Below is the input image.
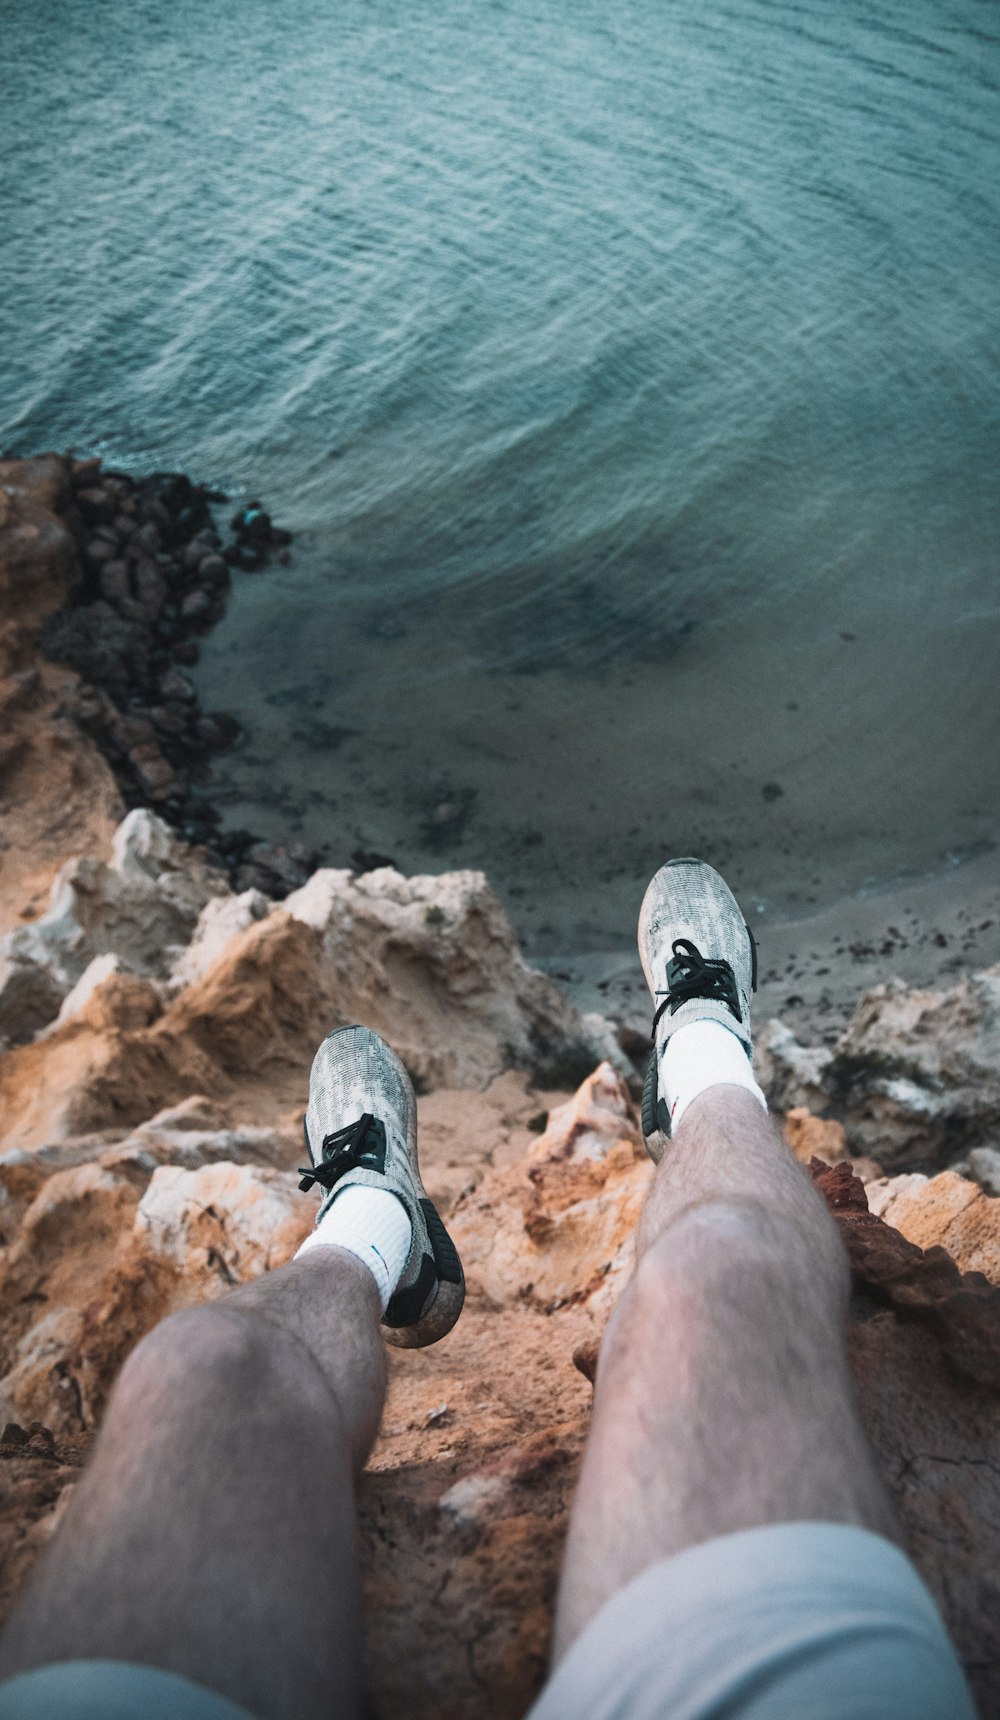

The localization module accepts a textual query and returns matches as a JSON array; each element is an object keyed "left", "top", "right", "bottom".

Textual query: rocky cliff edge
[{"left": 2, "top": 462, "right": 1000, "bottom": 1718}]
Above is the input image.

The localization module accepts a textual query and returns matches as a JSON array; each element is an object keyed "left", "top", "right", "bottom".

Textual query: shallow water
[{"left": 3, "top": 0, "right": 998, "bottom": 947}]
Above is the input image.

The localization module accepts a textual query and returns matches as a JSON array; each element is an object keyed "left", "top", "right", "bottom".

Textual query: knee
[
  {"left": 115, "top": 1303, "right": 283, "bottom": 1410},
  {"left": 629, "top": 1197, "right": 850, "bottom": 1333}
]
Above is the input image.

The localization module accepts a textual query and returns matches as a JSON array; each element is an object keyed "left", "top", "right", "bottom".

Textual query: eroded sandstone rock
[
  {"left": 761, "top": 966, "right": 1000, "bottom": 1176},
  {"left": 0, "top": 1059, "right": 998, "bottom": 1713},
  {"left": 283, "top": 866, "right": 607, "bottom": 1091},
  {"left": 864, "top": 1167, "right": 1000, "bottom": 1286},
  {"left": 169, "top": 888, "right": 272, "bottom": 990},
  {"left": 0, "top": 810, "right": 227, "bottom": 1048},
  {"left": 828, "top": 967, "right": 1000, "bottom": 1169},
  {"left": 1, "top": 804, "right": 999, "bottom": 1712}
]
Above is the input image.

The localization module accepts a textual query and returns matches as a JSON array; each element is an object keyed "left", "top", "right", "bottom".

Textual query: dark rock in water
[
  {"left": 70, "top": 456, "right": 102, "bottom": 488},
  {"left": 138, "top": 496, "right": 172, "bottom": 534},
  {"left": 195, "top": 713, "right": 240, "bottom": 751},
  {"left": 134, "top": 521, "right": 161, "bottom": 556},
  {"left": 129, "top": 558, "right": 162, "bottom": 605},
  {"left": 197, "top": 553, "right": 229, "bottom": 588},
  {"left": 84, "top": 535, "right": 116, "bottom": 568},
  {"left": 214, "top": 828, "right": 257, "bottom": 863},
  {"left": 179, "top": 589, "right": 213, "bottom": 624},
  {"left": 98, "top": 559, "right": 131, "bottom": 607},
  {"left": 75, "top": 486, "right": 116, "bottom": 525},
  {"left": 352, "top": 847, "right": 399, "bottom": 874},
  {"left": 159, "top": 667, "right": 196, "bottom": 705},
  {"left": 234, "top": 862, "right": 278, "bottom": 894},
  {"left": 101, "top": 470, "right": 136, "bottom": 496},
  {"left": 149, "top": 704, "right": 188, "bottom": 739},
  {"left": 144, "top": 471, "right": 193, "bottom": 515},
  {"left": 761, "top": 782, "right": 784, "bottom": 802},
  {"left": 114, "top": 711, "right": 158, "bottom": 751},
  {"left": 134, "top": 563, "right": 168, "bottom": 620},
  {"left": 118, "top": 595, "right": 153, "bottom": 628},
  {"left": 224, "top": 539, "right": 266, "bottom": 571},
  {"left": 182, "top": 536, "right": 214, "bottom": 570},
  {"left": 172, "top": 640, "right": 200, "bottom": 667},
  {"left": 234, "top": 839, "right": 318, "bottom": 898}
]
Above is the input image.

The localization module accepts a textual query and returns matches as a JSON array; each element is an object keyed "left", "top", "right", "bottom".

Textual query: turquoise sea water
[{"left": 2, "top": 0, "right": 999, "bottom": 945}]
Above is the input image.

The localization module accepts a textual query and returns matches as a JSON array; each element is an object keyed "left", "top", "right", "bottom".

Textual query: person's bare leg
[
  {"left": 553, "top": 1084, "right": 899, "bottom": 1659},
  {"left": 0, "top": 1247, "right": 385, "bottom": 1720}
]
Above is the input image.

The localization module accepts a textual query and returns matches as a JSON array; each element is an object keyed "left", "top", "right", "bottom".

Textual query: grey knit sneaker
[
  {"left": 638, "top": 858, "right": 758, "bottom": 1161},
  {"left": 300, "top": 1025, "right": 464, "bottom": 1347}
]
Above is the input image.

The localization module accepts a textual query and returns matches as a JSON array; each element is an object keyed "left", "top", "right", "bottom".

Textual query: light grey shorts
[{"left": 0, "top": 1523, "right": 976, "bottom": 1720}]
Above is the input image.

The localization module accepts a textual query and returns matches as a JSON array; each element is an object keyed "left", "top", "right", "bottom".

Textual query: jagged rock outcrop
[
  {"left": 0, "top": 816, "right": 616, "bottom": 1150},
  {"left": 282, "top": 864, "right": 610, "bottom": 1091},
  {"left": 831, "top": 969, "right": 1000, "bottom": 1168},
  {"left": 2, "top": 814, "right": 1000, "bottom": 1714},
  {"left": 759, "top": 963, "right": 1000, "bottom": 1173},
  {"left": 866, "top": 1167, "right": 1000, "bottom": 1285},
  {"left": 0, "top": 810, "right": 228, "bottom": 1048}
]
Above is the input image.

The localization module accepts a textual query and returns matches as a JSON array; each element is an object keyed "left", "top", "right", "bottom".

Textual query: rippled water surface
[{"left": 3, "top": 0, "right": 998, "bottom": 945}]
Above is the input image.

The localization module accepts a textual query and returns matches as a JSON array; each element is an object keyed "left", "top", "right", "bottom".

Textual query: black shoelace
[
  {"left": 651, "top": 938, "right": 742, "bottom": 1033},
  {"left": 298, "top": 1113, "right": 379, "bottom": 1194}
]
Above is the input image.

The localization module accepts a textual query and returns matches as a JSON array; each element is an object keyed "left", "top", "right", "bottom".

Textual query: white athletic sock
[
  {"left": 661, "top": 1019, "right": 768, "bottom": 1131},
  {"left": 295, "top": 1185, "right": 412, "bottom": 1313}
]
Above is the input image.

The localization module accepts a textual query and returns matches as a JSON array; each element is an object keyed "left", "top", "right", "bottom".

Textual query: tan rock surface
[
  {"left": 867, "top": 1168, "right": 1000, "bottom": 1285},
  {"left": 282, "top": 864, "right": 603, "bottom": 1091}
]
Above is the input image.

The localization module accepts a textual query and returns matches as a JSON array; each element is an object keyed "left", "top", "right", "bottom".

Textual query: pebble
[
  {"left": 180, "top": 589, "right": 212, "bottom": 622},
  {"left": 197, "top": 554, "right": 229, "bottom": 587},
  {"left": 158, "top": 668, "right": 196, "bottom": 704},
  {"left": 98, "top": 560, "right": 130, "bottom": 605},
  {"left": 85, "top": 536, "right": 116, "bottom": 566}
]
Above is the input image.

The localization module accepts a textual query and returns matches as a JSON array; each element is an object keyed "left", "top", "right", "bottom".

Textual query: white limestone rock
[
  {"left": 282, "top": 866, "right": 606, "bottom": 1090},
  {"left": 169, "top": 889, "right": 272, "bottom": 992},
  {"left": 754, "top": 1018, "right": 834, "bottom": 1112},
  {"left": 952, "top": 1145, "right": 1000, "bottom": 1199},
  {"left": 0, "top": 810, "right": 229, "bottom": 1048},
  {"left": 48, "top": 953, "right": 128, "bottom": 1032},
  {"left": 829, "top": 966, "right": 1000, "bottom": 1170},
  {"left": 101, "top": 1096, "right": 292, "bottom": 1177},
  {"left": 134, "top": 1161, "right": 310, "bottom": 1287}
]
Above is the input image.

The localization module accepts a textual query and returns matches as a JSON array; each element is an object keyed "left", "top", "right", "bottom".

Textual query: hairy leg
[
  {"left": 0, "top": 1248, "right": 385, "bottom": 1720},
  {"left": 553, "top": 1086, "right": 898, "bottom": 1659}
]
